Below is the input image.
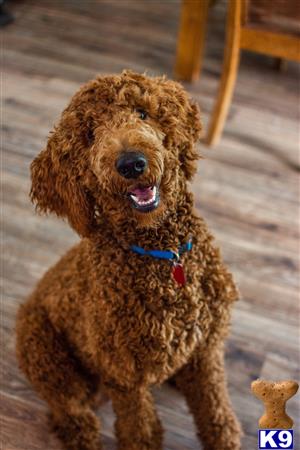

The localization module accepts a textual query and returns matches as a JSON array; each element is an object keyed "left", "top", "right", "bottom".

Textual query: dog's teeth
[{"left": 129, "top": 186, "right": 157, "bottom": 208}]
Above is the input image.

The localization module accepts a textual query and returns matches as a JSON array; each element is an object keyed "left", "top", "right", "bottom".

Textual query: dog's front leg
[
  {"left": 174, "top": 341, "right": 242, "bottom": 450},
  {"left": 106, "top": 384, "right": 163, "bottom": 450}
]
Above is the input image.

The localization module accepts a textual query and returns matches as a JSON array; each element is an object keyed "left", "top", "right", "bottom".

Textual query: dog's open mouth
[{"left": 128, "top": 185, "right": 160, "bottom": 212}]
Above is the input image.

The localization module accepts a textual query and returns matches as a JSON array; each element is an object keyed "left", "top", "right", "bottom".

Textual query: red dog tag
[{"left": 172, "top": 263, "right": 186, "bottom": 286}]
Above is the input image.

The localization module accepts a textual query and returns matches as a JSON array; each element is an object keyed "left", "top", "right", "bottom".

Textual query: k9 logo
[{"left": 258, "top": 430, "right": 294, "bottom": 449}]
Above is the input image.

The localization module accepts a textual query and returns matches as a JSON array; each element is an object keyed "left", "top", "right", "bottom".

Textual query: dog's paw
[
  {"left": 201, "top": 410, "right": 242, "bottom": 450},
  {"left": 50, "top": 409, "right": 103, "bottom": 450}
]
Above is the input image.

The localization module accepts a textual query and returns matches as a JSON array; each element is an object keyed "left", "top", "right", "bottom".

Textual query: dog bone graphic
[{"left": 251, "top": 379, "right": 299, "bottom": 429}]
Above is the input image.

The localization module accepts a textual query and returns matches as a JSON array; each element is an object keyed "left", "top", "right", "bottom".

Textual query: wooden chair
[{"left": 175, "top": 0, "right": 300, "bottom": 146}]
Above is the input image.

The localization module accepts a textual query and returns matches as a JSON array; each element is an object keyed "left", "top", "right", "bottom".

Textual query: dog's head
[{"left": 31, "top": 71, "right": 202, "bottom": 236}]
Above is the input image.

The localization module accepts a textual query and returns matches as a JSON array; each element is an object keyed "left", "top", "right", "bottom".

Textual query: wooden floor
[{"left": 2, "top": 1, "right": 300, "bottom": 449}]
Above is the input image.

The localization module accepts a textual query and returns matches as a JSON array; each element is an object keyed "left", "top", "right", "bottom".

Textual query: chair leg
[
  {"left": 205, "top": 0, "right": 242, "bottom": 146},
  {"left": 175, "top": 0, "right": 209, "bottom": 82}
]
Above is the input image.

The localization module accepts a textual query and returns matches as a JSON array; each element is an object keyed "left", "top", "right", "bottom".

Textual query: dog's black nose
[{"left": 116, "top": 151, "right": 147, "bottom": 179}]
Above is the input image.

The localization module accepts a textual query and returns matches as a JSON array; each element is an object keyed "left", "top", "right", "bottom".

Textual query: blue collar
[{"left": 130, "top": 239, "right": 192, "bottom": 261}]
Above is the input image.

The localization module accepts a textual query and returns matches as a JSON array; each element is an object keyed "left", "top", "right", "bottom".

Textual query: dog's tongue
[{"left": 130, "top": 186, "right": 153, "bottom": 201}]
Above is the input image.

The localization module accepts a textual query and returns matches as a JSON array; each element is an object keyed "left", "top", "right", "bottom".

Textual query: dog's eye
[{"left": 136, "top": 109, "right": 148, "bottom": 120}]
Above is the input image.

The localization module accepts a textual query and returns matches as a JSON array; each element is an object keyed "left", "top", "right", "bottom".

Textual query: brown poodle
[{"left": 16, "top": 70, "right": 242, "bottom": 450}]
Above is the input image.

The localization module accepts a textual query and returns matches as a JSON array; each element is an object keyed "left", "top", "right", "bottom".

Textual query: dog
[{"left": 16, "top": 70, "right": 242, "bottom": 450}]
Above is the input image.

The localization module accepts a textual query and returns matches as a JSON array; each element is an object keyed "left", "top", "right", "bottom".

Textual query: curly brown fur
[{"left": 16, "top": 70, "right": 242, "bottom": 450}]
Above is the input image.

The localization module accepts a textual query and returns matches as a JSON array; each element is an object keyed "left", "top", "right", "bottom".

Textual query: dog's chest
[{"left": 94, "top": 253, "right": 212, "bottom": 384}]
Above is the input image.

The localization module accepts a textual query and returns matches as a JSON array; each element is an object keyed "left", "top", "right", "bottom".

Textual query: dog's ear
[
  {"left": 158, "top": 77, "right": 203, "bottom": 180},
  {"left": 30, "top": 121, "right": 96, "bottom": 237},
  {"left": 179, "top": 99, "right": 202, "bottom": 180}
]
